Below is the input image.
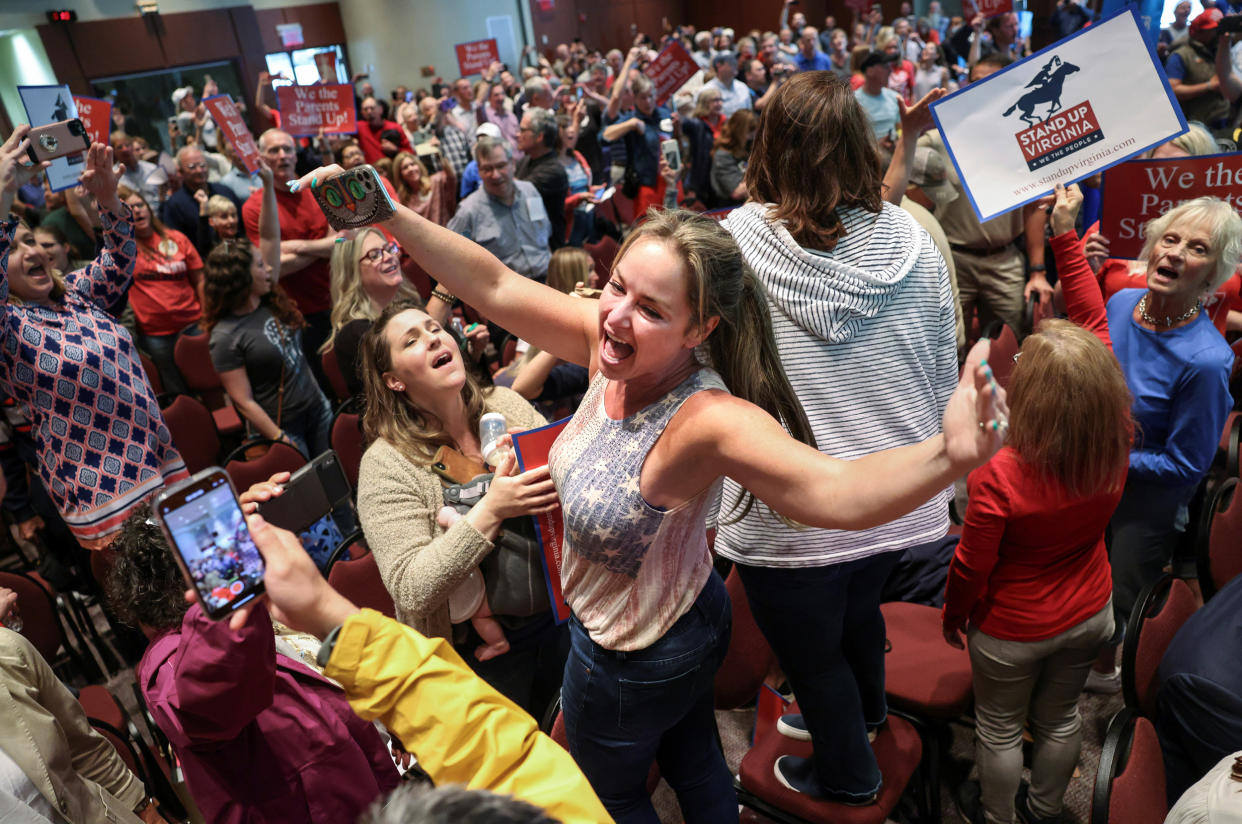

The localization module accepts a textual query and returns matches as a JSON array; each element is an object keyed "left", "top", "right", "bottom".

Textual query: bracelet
[
  {"left": 431, "top": 287, "right": 456, "bottom": 304},
  {"left": 1029, "top": 264, "right": 1047, "bottom": 273}
]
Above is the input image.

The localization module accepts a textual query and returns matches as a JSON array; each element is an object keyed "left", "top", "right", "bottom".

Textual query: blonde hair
[
  {"left": 1008, "top": 319, "right": 1132, "bottom": 497},
  {"left": 874, "top": 26, "right": 897, "bottom": 51},
  {"left": 1139, "top": 197, "right": 1242, "bottom": 293},
  {"left": 547, "top": 247, "right": 591, "bottom": 295},
  {"left": 392, "top": 151, "right": 431, "bottom": 203},
  {"left": 616, "top": 209, "right": 816, "bottom": 521},
  {"left": 360, "top": 299, "right": 491, "bottom": 465},
  {"left": 693, "top": 86, "right": 723, "bottom": 120},
  {"left": 323, "top": 227, "right": 422, "bottom": 352},
  {"left": 205, "top": 195, "right": 235, "bottom": 218},
  {"left": 1168, "top": 122, "right": 1218, "bottom": 157}
]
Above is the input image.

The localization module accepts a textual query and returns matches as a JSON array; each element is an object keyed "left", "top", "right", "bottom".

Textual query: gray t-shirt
[{"left": 209, "top": 306, "right": 323, "bottom": 423}]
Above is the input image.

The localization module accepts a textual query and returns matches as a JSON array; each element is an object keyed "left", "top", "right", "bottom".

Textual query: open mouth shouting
[
  {"left": 601, "top": 328, "right": 634, "bottom": 365},
  {"left": 431, "top": 349, "right": 454, "bottom": 369}
]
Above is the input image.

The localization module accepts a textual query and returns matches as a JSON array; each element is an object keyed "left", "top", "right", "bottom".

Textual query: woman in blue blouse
[{"left": 1052, "top": 184, "right": 1238, "bottom": 691}]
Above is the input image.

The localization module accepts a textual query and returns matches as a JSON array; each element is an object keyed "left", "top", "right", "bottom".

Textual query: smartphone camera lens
[{"left": 39, "top": 134, "right": 59, "bottom": 152}]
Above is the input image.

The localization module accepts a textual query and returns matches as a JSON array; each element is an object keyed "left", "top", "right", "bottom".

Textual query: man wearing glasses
[{"left": 160, "top": 146, "right": 244, "bottom": 256}]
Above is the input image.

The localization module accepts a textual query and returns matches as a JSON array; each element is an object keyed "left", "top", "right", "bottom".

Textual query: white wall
[{"left": 337, "top": 0, "right": 534, "bottom": 98}]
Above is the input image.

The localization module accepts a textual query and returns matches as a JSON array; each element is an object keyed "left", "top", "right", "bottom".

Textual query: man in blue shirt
[
  {"left": 793, "top": 27, "right": 834, "bottom": 72},
  {"left": 853, "top": 51, "right": 900, "bottom": 142}
]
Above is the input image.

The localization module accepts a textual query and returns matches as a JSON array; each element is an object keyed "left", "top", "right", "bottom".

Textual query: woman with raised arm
[
  {"left": 202, "top": 162, "right": 333, "bottom": 458},
  {"left": 289, "top": 164, "right": 1006, "bottom": 824},
  {"left": 0, "top": 130, "right": 187, "bottom": 548}
]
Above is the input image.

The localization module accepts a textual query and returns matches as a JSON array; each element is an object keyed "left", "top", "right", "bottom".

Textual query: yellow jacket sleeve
[{"left": 324, "top": 609, "right": 612, "bottom": 824}]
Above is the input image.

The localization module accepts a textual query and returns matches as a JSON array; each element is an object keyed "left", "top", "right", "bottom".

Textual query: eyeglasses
[{"left": 361, "top": 242, "right": 401, "bottom": 263}]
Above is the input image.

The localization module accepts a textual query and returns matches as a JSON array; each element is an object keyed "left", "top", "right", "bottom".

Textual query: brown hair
[
  {"left": 715, "top": 109, "right": 757, "bottom": 157},
  {"left": 546, "top": 246, "right": 591, "bottom": 295},
  {"left": 744, "top": 72, "right": 885, "bottom": 252},
  {"left": 200, "top": 238, "right": 304, "bottom": 333},
  {"left": 117, "top": 184, "right": 170, "bottom": 242},
  {"left": 359, "top": 299, "right": 491, "bottom": 465},
  {"left": 616, "top": 209, "right": 816, "bottom": 520},
  {"left": 1007, "top": 319, "right": 1133, "bottom": 497}
]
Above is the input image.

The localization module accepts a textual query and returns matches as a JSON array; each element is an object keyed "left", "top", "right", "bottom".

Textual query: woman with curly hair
[
  {"left": 202, "top": 163, "right": 332, "bottom": 456},
  {"left": 107, "top": 502, "right": 400, "bottom": 822}
]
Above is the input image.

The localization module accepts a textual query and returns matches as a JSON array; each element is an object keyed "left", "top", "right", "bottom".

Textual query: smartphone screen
[{"left": 157, "top": 471, "right": 264, "bottom": 619}]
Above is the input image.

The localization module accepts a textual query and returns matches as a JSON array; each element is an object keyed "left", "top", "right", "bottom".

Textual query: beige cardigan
[{"left": 357, "top": 387, "right": 548, "bottom": 640}]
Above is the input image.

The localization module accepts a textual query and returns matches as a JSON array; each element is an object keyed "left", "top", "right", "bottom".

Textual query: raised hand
[
  {"left": 898, "top": 87, "right": 946, "bottom": 139},
  {"left": 1083, "top": 232, "right": 1111, "bottom": 275},
  {"left": 942, "top": 338, "right": 1008, "bottom": 473},
  {"left": 0, "top": 125, "right": 49, "bottom": 197},
  {"left": 78, "top": 143, "right": 124, "bottom": 214}
]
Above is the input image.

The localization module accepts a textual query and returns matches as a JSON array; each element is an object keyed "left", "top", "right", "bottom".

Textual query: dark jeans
[
  {"left": 738, "top": 551, "right": 903, "bottom": 801},
  {"left": 301, "top": 309, "right": 331, "bottom": 394},
  {"left": 1156, "top": 672, "right": 1242, "bottom": 803},
  {"left": 136, "top": 327, "right": 193, "bottom": 396},
  {"left": 457, "top": 611, "right": 568, "bottom": 720},
  {"left": 1109, "top": 478, "right": 1188, "bottom": 642},
  {"left": 560, "top": 572, "right": 734, "bottom": 824},
  {"left": 281, "top": 392, "right": 333, "bottom": 459}
]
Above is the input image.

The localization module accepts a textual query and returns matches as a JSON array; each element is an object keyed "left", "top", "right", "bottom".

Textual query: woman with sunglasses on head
[
  {"left": 289, "top": 155, "right": 1005, "bottom": 822},
  {"left": 202, "top": 162, "right": 332, "bottom": 457},
  {"left": 0, "top": 131, "right": 188, "bottom": 549}
]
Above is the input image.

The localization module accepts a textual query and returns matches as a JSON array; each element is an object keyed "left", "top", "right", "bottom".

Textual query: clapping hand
[{"left": 941, "top": 338, "right": 1008, "bottom": 473}]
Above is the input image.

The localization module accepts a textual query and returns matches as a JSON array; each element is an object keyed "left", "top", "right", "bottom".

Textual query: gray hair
[
  {"left": 257, "top": 129, "right": 294, "bottom": 151},
  {"left": 362, "top": 785, "right": 556, "bottom": 824},
  {"left": 523, "top": 76, "right": 550, "bottom": 100},
  {"left": 1140, "top": 197, "right": 1242, "bottom": 294},
  {"left": 175, "top": 145, "right": 204, "bottom": 169},
  {"left": 1168, "top": 121, "right": 1219, "bottom": 157},
  {"left": 474, "top": 135, "right": 513, "bottom": 164},
  {"left": 524, "top": 106, "right": 557, "bottom": 149}
]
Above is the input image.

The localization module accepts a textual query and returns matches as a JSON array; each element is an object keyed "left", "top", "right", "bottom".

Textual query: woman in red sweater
[{"left": 942, "top": 183, "right": 1133, "bottom": 824}]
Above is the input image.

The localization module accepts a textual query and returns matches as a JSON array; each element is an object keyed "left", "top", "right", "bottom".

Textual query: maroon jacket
[{"left": 138, "top": 602, "right": 400, "bottom": 823}]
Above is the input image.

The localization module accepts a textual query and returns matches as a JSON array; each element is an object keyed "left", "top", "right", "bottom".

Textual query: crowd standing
[{"left": 1, "top": 1, "right": 1241, "bottom": 822}]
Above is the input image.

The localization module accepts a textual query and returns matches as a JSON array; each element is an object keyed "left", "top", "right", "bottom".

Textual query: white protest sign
[
  {"left": 18, "top": 85, "right": 86, "bottom": 193},
  {"left": 929, "top": 8, "right": 1186, "bottom": 222}
]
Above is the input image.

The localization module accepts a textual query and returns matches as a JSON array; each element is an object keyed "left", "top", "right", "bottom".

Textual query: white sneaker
[{"left": 1084, "top": 666, "right": 1122, "bottom": 694}]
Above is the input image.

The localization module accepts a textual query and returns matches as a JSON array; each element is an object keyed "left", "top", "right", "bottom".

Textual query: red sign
[
  {"left": 1014, "top": 100, "right": 1103, "bottom": 172},
  {"left": 1102, "top": 153, "right": 1242, "bottom": 259},
  {"left": 275, "top": 83, "right": 357, "bottom": 137},
  {"left": 511, "top": 418, "right": 571, "bottom": 624},
  {"left": 71, "top": 95, "right": 111, "bottom": 146},
  {"left": 646, "top": 40, "right": 700, "bottom": 106},
  {"left": 202, "top": 94, "right": 262, "bottom": 173},
  {"left": 455, "top": 39, "right": 500, "bottom": 77},
  {"left": 964, "top": 0, "right": 1014, "bottom": 16}
]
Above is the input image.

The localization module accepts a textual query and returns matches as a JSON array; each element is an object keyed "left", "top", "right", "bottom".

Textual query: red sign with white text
[
  {"left": 646, "top": 40, "right": 700, "bottom": 106},
  {"left": 71, "top": 96, "right": 111, "bottom": 146},
  {"left": 964, "top": 0, "right": 1014, "bottom": 17},
  {"left": 1102, "top": 152, "right": 1242, "bottom": 259},
  {"left": 511, "top": 418, "right": 571, "bottom": 624},
  {"left": 202, "top": 95, "right": 262, "bottom": 173},
  {"left": 455, "top": 39, "right": 500, "bottom": 77},
  {"left": 275, "top": 84, "right": 357, "bottom": 137},
  {"left": 1014, "top": 100, "right": 1104, "bottom": 171}
]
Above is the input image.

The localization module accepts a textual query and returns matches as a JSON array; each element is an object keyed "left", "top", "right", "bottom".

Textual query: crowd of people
[{"left": 1, "top": 1, "right": 1241, "bottom": 823}]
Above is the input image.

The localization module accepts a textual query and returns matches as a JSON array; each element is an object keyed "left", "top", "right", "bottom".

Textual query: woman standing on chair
[
  {"left": 289, "top": 157, "right": 1006, "bottom": 823},
  {"left": 0, "top": 131, "right": 187, "bottom": 548},
  {"left": 201, "top": 163, "right": 332, "bottom": 457},
  {"left": 942, "top": 182, "right": 1133, "bottom": 824}
]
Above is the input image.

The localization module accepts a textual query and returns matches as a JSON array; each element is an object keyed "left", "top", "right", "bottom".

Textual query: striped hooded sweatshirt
[{"left": 717, "top": 201, "right": 958, "bottom": 567}]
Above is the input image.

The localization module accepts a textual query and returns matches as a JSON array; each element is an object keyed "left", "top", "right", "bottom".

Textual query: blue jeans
[
  {"left": 281, "top": 393, "right": 332, "bottom": 458},
  {"left": 1108, "top": 478, "right": 1188, "bottom": 643},
  {"left": 737, "top": 551, "right": 902, "bottom": 802},
  {"left": 136, "top": 328, "right": 192, "bottom": 396},
  {"left": 561, "top": 572, "right": 734, "bottom": 824}
]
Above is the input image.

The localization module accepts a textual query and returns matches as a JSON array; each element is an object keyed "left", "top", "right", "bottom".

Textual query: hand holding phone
[
  {"left": 26, "top": 120, "right": 90, "bottom": 164},
  {"left": 155, "top": 469, "right": 265, "bottom": 620},
  {"left": 303, "top": 165, "right": 397, "bottom": 230}
]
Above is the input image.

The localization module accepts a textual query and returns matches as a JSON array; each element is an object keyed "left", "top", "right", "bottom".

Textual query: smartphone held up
[
  {"left": 154, "top": 468, "right": 265, "bottom": 620},
  {"left": 26, "top": 119, "right": 90, "bottom": 164}
]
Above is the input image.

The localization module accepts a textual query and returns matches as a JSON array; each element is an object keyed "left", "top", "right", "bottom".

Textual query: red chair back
[
  {"left": 0, "top": 571, "right": 64, "bottom": 665},
  {"left": 160, "top": 395, "right": 221, "bottom": 474},
  {"left": 881, "top": 600, "right": 974, "bottom": 719},
  {"left": 986, "top": 323, "right": 1020, "bottom": 392},
  {"left": 320, "top": 345, "right": 351, "bottom": 404},
  {"left": 1202, "top": 478, "right": 1242, "bottom": 600},
  {"left": 327, "top": 551, "right": 396, "bottom": 619},
  {"left": 139, "top": 352, "right": 163, "bottom": 395},
  {"left": 330, "top": 408, "right": 363, "bottom": 490},
  {"left": 1122, "top": 575, "right": 1199, "bottom": 718},
  {"left": 224, "top": 442, "right": 307, "bottom": 493},
  {"left": 584, "top": 235, "right": 619, "bottom": 282},
  {"left": 1093, "top": 709, "right": 1167, "bottom": 824},
  {"left": 173, "top": 329, "right": 226, "bottom": 405},
  {"left": 714, "top": 568, "right": 776, "bottom": 710}
]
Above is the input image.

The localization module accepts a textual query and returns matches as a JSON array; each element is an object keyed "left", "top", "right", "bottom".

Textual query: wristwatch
[{"left": 316, "top": 624, "right": 344, "bottom": 668}]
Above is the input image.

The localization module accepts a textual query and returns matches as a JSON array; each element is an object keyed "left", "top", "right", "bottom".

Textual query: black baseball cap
[{"left": 860, "top": 50, "right": 898, "bottom": 71}]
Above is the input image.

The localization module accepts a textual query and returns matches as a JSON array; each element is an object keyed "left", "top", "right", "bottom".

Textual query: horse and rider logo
[{"left": 1003, "top": 54, "right": 1104, "bottom": 171}]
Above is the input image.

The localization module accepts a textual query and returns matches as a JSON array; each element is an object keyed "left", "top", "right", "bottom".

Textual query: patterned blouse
[{"left": 0, "top": 209, "right": 187, "bottom": 547}]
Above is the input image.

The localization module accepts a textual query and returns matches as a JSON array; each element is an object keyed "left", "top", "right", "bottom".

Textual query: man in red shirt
[
  {"left": 356, "top": 96, "right": 410, "bottom": 163},
  {"left": 242, "top": 129, "right": 340, "bottom": 375}
]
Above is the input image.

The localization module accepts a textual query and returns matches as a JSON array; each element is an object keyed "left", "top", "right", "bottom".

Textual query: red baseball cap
[{"left": 1191, "top": 8, "right": 1223, "bottom": 32}]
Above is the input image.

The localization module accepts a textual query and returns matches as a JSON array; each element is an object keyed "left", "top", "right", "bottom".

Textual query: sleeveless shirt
[{"left": 548, "top": 367, "right": 725, "bottom": 651}]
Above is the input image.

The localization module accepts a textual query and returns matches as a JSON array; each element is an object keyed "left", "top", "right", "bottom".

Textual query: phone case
[
  {"left": 312, "top": 165, "right": 397, "bottom": 230},
  {"left": 257, "top": 451, "right": 350, "bottom": 533},
  {"left": 431, "top": 445, "right": 488, "bottom": 485},
  {"left": 26, "top": 119, "right": 90, "bottom": 163}
]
